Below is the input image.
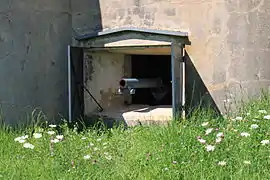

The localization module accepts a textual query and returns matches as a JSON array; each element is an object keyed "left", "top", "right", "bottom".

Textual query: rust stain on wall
[{"left": 84, "top": 53, "right": 94, "bottom": 84}]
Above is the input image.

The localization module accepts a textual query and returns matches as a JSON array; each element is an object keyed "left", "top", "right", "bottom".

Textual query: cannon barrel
[{"left": 119, "top": 78, "right": 163, "bottom": 89}]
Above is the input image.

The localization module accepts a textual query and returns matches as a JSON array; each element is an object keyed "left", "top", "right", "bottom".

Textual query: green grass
[{"left": 0, "top": 95, "right": 270, "bottom": 180}]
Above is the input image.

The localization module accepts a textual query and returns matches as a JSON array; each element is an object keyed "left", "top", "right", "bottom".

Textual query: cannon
[
  {"left": 117, "top": 78, "right": 163, "bottom": 95},
  {"left": 117, "top": 77, "right": 171, "bottom": 105}
]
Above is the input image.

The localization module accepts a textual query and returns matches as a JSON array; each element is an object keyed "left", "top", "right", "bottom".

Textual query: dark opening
[
  {"left": 131, "top": 55, "right": 172, "bottom": 106},
  {"left": 119, "top": 79, "right": 126, "bottom": 87}
]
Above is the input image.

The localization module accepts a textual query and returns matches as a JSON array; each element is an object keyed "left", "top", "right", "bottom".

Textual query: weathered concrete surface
[
  {"left": 1, "top": 0, "right": 270, "bottom": 125},
  {"left": 71, "top": 0, "right": 102, "bottom": 37},
  {"left": 95, "top": 0, "right": 270, "bottom": 113},
  {"left": 0, "top": 1, "right": 72, "bottom": 125},
  {"left": 83, "top": 51, "right": 130, "bottom": 114}
]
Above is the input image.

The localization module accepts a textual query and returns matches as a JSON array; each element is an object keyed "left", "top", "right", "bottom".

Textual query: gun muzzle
[{"left": 119, "top": 78, "right": 163, "bottom": 89}]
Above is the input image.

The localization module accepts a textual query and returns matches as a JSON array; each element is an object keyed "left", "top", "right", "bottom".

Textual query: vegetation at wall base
[{"left": 0, "top": 94, "right": 270, "bottom": 179}]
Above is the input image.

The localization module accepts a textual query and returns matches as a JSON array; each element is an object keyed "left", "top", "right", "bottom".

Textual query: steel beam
[{"left": 171, "top": 43, "right": 185, "bottom": 120}]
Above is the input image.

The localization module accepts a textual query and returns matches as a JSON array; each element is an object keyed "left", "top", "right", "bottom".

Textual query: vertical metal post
[
  {"left": 182, "top": 49, "right": 186, "bottom": 119},
  {"left": 68, "top": 45, "right": 72, "bottom": 123},
  {"left": 171, "top": 43, "right": 185, "bottom": 120},
  {"left": 67, "top": 46, "right": 85, "bottom": 123}
]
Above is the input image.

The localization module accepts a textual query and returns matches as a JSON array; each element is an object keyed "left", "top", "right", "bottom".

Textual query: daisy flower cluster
[
  {"left": 14, "top": 135, "right": 34, "bottom": 149},
  {"left": 196, "top": 121, "right": 225, "bottom": 153},
  {"left": 197, "top": 109, "right": 270, "bottom": 167},
  {"left": 14, "top": 124, "right": 65, "bottom": 150}
]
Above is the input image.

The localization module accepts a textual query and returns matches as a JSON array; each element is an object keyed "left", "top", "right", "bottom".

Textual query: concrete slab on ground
[{"left": 88, "top": 105, "right": 172, "bottom": 126}]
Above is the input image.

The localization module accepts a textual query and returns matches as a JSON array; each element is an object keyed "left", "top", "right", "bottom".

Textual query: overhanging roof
[
  {"left": 74, "top": 27, "right": 189, "bottom": 40},
  {"left": 73, "top": 27, "right": 191, "bottom": 48}
]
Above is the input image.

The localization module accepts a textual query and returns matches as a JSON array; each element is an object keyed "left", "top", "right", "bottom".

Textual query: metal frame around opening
[{"left": 69, "top": 28, "right": 189, "bottom": 122}]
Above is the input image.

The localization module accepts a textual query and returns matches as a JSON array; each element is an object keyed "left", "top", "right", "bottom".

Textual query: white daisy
[
  {"left": 164, "top": 167, "right": 169, "bottom": 171},
  {"left": 105, "top": 155, "right": 112, "bottom": 160},
  {"left": 258, "top": 110, "right": 267, "bottom": 114},
  {"left": 14, "top": 137, "right": 22, "bottom": 142},
  {"left": 206, "top": 145, "right": 215, "bottom": 152},
  {"left": 18, "top": 139, "right": 26, "bottom": 143},
  {"left": 205, "top": 128, "right": 214, "bottom": 135},
  {"left": 250, "top": 124, "right": 259, "bottom": 129},
  {"left": 260, "top": 140, "right": 270, "bottom": 145},
  {"left": 23, "top": 143, "right": 34, "bottom": 149},
  {"left": 243, "top": 160, "right": 251, "bottom": 165},
  {"left": 217, "top": 161, "right": 226, "bottom": 166},
  {"left": 216, "top": 137, "right": 222, "bottom": 143},
  {"left": 216, "top": 132, "right": 224, "bottom": 137},
  {"left": 14, "top": 135, "right": 28, "bottom": 142},
  {"left": 56, "top": 135, "right": 64, "bottom": 140},
  {"left": 21, "top": 135, "right": 29, "bottom": 139},
  {"left": 240, "top": 132, "right": 250, "bottom": 137},
  {"left": 263, "top": 115, "right": 270, "bottom": 120},
  {"left": 201, "top": 122, "right": 209, "bottom": 127},
  {"left": 33, "top": 133, "right": 42, "bottom": 139},
  {"left": 83, "top": 155, "right": 91, "bottom": 160},
  {"left": 235, "top": 117, "right": 243, "bottom": 121},
  {"left": 14, "top": 137, "right": 20, "bottom": 142},
  {"left": 47, "top": 131, "right": 55, "bottom": 135},
  {"left": 52, "top": 139, "right": 60, "bottom": 143},
  {"left": 198, "top": 138, "right": 206, "bottom": 144},
  {"left": 252, "top": 119, "right": 260, "bottom": 122}
]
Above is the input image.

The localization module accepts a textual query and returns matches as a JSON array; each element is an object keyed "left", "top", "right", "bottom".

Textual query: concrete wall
[
  {"left": 0, "top": 1, "right": 72, "bottom": 125},
  {"left": 0, "top": 0, "right": 104, "bottom": 125},
  {"left": 71, "top": 0, "right": 102, "bottom": 36},
  {"left": 83, "top": 51, "right": 131, "bottom": 115},
  {"left": 95, "top": 0, "right": 270, "bottom": 113},
  {"left": 1, "top": 0, "right": 270, "bottom": 125}
]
